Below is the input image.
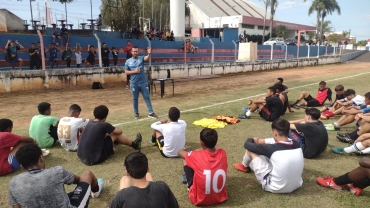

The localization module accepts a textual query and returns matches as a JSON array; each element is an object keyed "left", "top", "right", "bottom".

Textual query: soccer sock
[
  {"left": 361, "top": 147, "right": 370, "bottom": 154},
  {"left": 151, "top": 136, "right": 156, "bottom": 143},
  {"left": 242, "top": 153, "right": 252, "bottom": 167},
  {"left": 334, "top": 122, "right": 340, "bottom": 128},
  {"left": 348, "top": 130, "right": 359, "bottom": 140},
  {"left": 245, "top": 110, "right": 252, "bottom": 117},
  {"left": 334, "top": 173, "right": 351, "bottom": 186},
  {"left": 344, "top": 142, "right": 366, "bottom": 153},
  {"left": 292, "top": 99, "right": 301, "bottom": 105},
  {"left": 353, "top": 178, "right": 370, "bottom": 189},
  {"left": 92, "top": 183, "right": 100, "bottom": 193}
]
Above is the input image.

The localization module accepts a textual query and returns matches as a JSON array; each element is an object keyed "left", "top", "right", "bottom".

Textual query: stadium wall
[{"left": 0, "top": 56, "right": 341, "bottom": 93}]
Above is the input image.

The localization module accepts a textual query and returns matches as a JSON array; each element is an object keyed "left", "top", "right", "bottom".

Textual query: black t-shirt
[
  {"left": 29, "top": 48, "right": 39, "bottom": 61},
  {"left": 77, "top": 121, "right": 115, "bottom": 164},
  {"left": 282, "top": 85, "right": 288, "bottom": 91},
  {"left": 112, "top": 51, "right": 118, "bottom": 57},
  {"left": 295, "top": 121, "right": 328, "bottom": 159},
  {"left": 101, "top": 48, "right": 110, "bottom": 58},
  {"left": 61, "top": 28, "right": 68, "bottom": 35},
  {"left": 265, "top": 96, "right": 283, "bottom": 120},
  {"left": 110, "top": 181, "right": 179, "bottom": 208},
  {"left": 332, "top": 93, "right": 345, "bottom": 106}
]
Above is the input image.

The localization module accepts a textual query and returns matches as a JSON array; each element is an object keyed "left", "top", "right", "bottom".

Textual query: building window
[
  {"left": 258, "top": 26, "right": 269, "bottom": 30},
  {"left": 242, "top": 24, "right": 254, "bottom": 29}
]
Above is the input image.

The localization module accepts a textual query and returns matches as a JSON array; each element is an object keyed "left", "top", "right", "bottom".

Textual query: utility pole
[
  {"left": 160, "top": 4, "right": 162, "bottom": 30},
  {"left": 38, "top": 3, "right": 41, "bottom": 21}
]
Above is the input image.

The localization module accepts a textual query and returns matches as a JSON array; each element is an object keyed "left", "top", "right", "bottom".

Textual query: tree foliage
[
  {"left": 357, "top": 40, "right": 368, "bottom": 46},
  {"left": 327, "top": 33, "right": 342, "bottom": 43},
  {"left": 275, "top": 24, "right": 287, "bottom": 39}
]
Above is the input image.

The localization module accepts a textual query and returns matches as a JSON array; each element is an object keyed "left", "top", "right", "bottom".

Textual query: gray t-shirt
[{"left": 8, "top": 166, "right": 76, "bottom": 208}]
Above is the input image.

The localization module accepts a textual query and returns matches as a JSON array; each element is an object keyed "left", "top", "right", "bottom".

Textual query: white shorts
[{"left": 249, "top": 155, "right": 273, "bottom": 192}]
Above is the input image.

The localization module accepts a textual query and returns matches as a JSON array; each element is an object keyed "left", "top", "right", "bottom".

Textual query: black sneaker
[
  {"left": 135, "top": 113, "right": 140, "bottom": 119},
  {"left": 336, "top": 134, "right": 354, "bottom": 144},
  {"left": 132, "top": 133, "right": 142, "bottom": 150},
  {"left": 337, "top": 132, "right": 347, "bottom": 137},
  {"left": 300, "top": 104, "right": 308, "bottom": 109},
  {"left": 292, "top": 105, "right": 300, "bottom": 110},
  {"left": 148, "top": 112, "right": 158, "bottom": 119}
]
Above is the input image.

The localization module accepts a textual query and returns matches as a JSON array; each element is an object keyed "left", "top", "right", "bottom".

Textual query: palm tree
[
  {"left": 342, "top": 30, "right": 349, "bottom": 38},
  {"left": 276, "top": 25, "right": 288, "bottom": 39},
  {"left": 307, "top": 0, "right": 324, "bottom": 42},
  {"left": 260, "top": 0, "right": 271, "bottom": 43},
  {"left": 54, "top": 0, "right": 74, "bottom": 24},
  {"left": 269, "top": 0, "right": 278, "bottom": 39},
  {"left": 319, "top": 0, "right": 340, "bottom": 43}
]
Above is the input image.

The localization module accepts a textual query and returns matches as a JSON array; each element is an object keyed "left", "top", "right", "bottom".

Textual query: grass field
[{"left": 1, "top": 61, "right": 370, "bottom": 207}]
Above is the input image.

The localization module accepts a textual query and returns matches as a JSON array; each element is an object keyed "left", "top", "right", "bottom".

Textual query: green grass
[{"left": 1, "top": 63, "right": 370, "bottom": 207}]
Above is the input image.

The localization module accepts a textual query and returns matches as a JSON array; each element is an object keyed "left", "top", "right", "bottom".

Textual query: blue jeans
[
  {"left": 289, "top": 130, "right": 305, "bottom": 147},
  {"left": 130, "top": 82, "right": 153, "bottom": 114}
]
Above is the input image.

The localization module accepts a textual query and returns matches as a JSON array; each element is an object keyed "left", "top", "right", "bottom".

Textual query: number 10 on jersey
[{"left": 203, "top": 169, "right": 226, "bottom": 194}]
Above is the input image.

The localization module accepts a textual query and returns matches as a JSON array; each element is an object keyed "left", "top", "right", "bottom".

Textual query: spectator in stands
[
  {"left": 60, "top": 24, "right": 70, "bottom": 46},
  {"left": 62, "top": 43, "right": 72, "bottom": 68},
  {"left": 243, "top": 30, "right": 247, "bottom": 42},
  {"left": 48, "top": 43, "right": 59, "bottom": 69},
  {"left": 96, "top": 14, "right": 103, "bottom": 30},
  {"left": 52, "top": 24, "right": 62, "bottom": 46},
  {"left": 29, "top": 43, "right": 40, "bottom": 70},
  {"left": 85, "top": 44, "right": 96, "bottom": 67},
  {"left": 5, "top": 40, "right": 24, "bottom": 70},
  {"left": 0, "top": 118, "right": 37, "bottom": 176},
  {"left": 101, "top": 42, "right": 110, "bottom": 67},
  {"left": 75, "top": 45, "right": 82, "bottom": 68},
  {"left": 166, "top": 30, "right": 171, "bottom": 41},
  {"left": 171, "top": 31, "right": 174, "bottom": 41},
  {"left": 112, "top": 47, "right": 119, "bottom": 68},
  {"left": 219, "top": 30, "right": 223, "bottom": 42},
  {"left": 239, "top": 32, "right": 244, "bottom": 43},
  {"left": 29, "top": 102, "right": 59, "bottom": 149},
  {"left": 110, "top": 152, "right": 179, "bottom": 207},
  {"left": 186, "top": 41, "right": 195, "bottom": 53},
  {"left": 123, "top": 41, "right": 133, "bottom": 89}
]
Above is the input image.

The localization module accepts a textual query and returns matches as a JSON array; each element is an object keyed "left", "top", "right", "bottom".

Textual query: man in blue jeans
[{"left": 124, "top": 46, "right": 158, "bottom": 119}]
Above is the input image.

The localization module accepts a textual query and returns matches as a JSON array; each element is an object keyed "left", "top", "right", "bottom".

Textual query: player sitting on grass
[
  {"left": 275, "top": 84, "right": 294, "bottom": 115},
  {"left": 77, "top": 105, "right": 142, "bottom": 166},
  {"left": 325, "top": 92, "right": 370, "bottom": 131},
  {"left": 275, "top": 77, "right": 289, "bottom": 94},
  {"left": 233, "top": 118, "right": 304, "bottom": 193},
  {"left": 178, "top": 128, "right": 228, "bottom": 206},
  {"left": 0, "top": 119, "right": 37, "bottom": 176},
  {"left": 243, "top": 86, "right": 283, "bottom": 121},
  {"left": 291, "top": 81, "right": 332, "bottom": 109},
  {"left": 320, "top": 89, "right": 364, "bottom": 120},
  {"left": 316, "top": 157, "right": 370, "bottom": 196},
  {"left": 8, "top": 144, "right": 104, "bottom": 208},
  {"left": 336, "top": 113, "right": 370, "bottom": 144},
  {"left": 150, "top": 107, "right": 186, "bottom": 158},
  {"left": 289, "top": 108, "right": 328, "bottom": 159},
  {"left": 57, "top": 104, "right": 89, "bottom": 152},
  {"left": 319, "top": 84, "right": 345, "bottom": 113},
  {"left": 29, "top": 102, "right": 59, "bottom": 149},
  {"left": 110, "top": 152, "right": 179, "bottom": 208}
]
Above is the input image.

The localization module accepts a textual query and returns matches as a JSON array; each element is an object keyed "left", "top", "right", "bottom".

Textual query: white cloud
[
  {"left": 278, "top": 0, "right": 310, "bottom": 10},
  {"left": 350, "top": 14, "right": 370, "bottom": 20}
]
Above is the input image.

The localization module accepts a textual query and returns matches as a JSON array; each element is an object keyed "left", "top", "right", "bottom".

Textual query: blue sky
[{"left": 2, "top": 0, "right": 370, "bottom": 41}]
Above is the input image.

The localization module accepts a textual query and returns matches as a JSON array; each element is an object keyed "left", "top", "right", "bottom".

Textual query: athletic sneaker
[
  {"left": 316, "top": 177, "right": 343, "bottom": 190},
  {"left": 331, "top": 147, "right": 347, "bottom": 155},
  {"left": 132, "top": 133, "right": 142, "bottom": 150},
  {"left": 135, "top": 113, "right": 140, "bottom": 119},
  {"left": 41, "top": 149, "right": 50, "bottom": 157},
  {"left": 238, "top": 113, "right": 248, "bottom": 119},
  {"left": 233, "top": 163, "right": 251, "bottom": 173},
  {"left": 354, "top": 151, "right": 368, "bottom": 156},
  {"left": 300, "top": 104, "right": 308, "bottom": 109},
  {"left": 292, "top": 105, "right": 300, "bottom": 110},
  {"left": 345, "top": 184, "right": 362, "bottom": 196},
  {"left": 325, "top": 124, "right": 340, "bottom": 131},
  {"left": 91, "top": 178, "right": 104, "bottom": 198},
  {"left": 337, "top": 132, "right": 347, "bottom": 137},
  {"left": 336, "top": 134, "right": 354, "bottom": 144},
  {"left": 148, "top": 112, "right": 158, "bottom": 119},
  {"left": 149, "top": 138, "right": 157, "bottom": 146},
  {"left": 242, "top": 107, "right": 250, "bottom": 111},
  {"left": 181, "top": 172, "right": 187, "bottom": 184}
]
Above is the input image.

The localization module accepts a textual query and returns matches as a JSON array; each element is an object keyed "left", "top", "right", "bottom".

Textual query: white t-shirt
[
  {"left": 151, "top": 120, "right": 187, "bottom": 157},
  {"left": 350, "top": 95, "right": 365, "bottom": 106},
  {"left": 57, "top": 117, "right": 89, "bottom": 151},
  {"left": 75, "top": 52, "right": 82, "bottom": 64}
]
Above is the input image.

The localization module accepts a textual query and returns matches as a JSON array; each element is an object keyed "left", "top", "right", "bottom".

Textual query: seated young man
[
  {"left": 325, "top": 92, "right": 370, "bottom": 131},
  {"left": 0, "top": 119, "right": 36, "bottom": 176},
  {"left": 243, "top": 86, "right": 283, "bottom": 121},
  {"left": 233, "top": 118, "right": 304, "bottom": 193},
  {"left": 110, "top": 152, "right": 179, "bottom": 208},
  {"left": 291, "top": 81, "right": 332, "bottom": 109},
  {"left": 150, "top": 107, "right": 187, "bottom": 158},
  {"left": 57, "top": 104, "right": 89, "bottom": 152},
  {"left": 29, "top": 102, "right": 59, "bottom": 148},
  {"left": 77, "top": 105, "right": 142, "bottom": 166},
  {"left": 275, "top": 84, "right": 294, "bottom": 115},
  {"left": 178, "top": 128, "right": 228, "bottom": 206},
  {"left": 8, "top": 144, "right": 104, "bottom": 208},
  {"left": 321, "top": 89, "right": 364, "bottom": 120},
  {"left": 319, "top": 84, "right": 345, "bottom": 113},
  {"left": 316, "top": 157, "right": 370, "bottom": 196},
  {"left": 337, "top": 113, "right": 370, "bottom": 144},
  {"left": 275, "top": 77, "right": 289, "bottom": 94},
  {"left": 289, "top": 108, "right": 328, "bottom": 159}
]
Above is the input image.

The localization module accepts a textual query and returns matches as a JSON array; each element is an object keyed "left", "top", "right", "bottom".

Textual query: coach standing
[{"left": 124, "top": 46, "right": 158, "bottom": 119}]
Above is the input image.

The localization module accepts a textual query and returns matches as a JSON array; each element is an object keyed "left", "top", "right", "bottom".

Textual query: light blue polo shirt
[{"left": 124, "top": 56, "right": 148, "bottom": 84}]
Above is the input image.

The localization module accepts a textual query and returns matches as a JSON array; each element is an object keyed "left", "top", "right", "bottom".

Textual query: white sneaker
[
  {"left": 41, "top": 149, "right": 50, "bottom": 157},
  {"left": 91, "top": 178, "right": 104, "bottom": 198}
]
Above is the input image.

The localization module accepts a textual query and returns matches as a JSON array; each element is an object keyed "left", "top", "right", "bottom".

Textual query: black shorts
[
  {"left": 96, "top": 136, "right": 114, "bottom": 164},
  {"left": 184, "top": 165, "right": 194, "bottom": 188},
  {"left": 259, "top": 106, "right": 276, "bottom": 121},
  {"left": 156, "top": 136, "right": 169, "bottom": 158},
  {"left": 304, "top": 95, "right": 321, "bottom": 107},
  {"left": 67, "top": 182, "right": 91, "bottom": 208}
]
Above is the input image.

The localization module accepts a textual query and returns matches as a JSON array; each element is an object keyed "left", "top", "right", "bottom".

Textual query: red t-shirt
[
  {"left": 0, "top": 132, "right": 21, "bottom": 176},
  {"left": 123, "top": 45, "right": 133, "bottom": 55},
  {"left": 185, "top": 149, "right": 228, "bottom": 206}
]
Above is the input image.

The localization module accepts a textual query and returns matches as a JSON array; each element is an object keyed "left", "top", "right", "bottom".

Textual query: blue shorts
[
  {"left": 9, "top": 57, "right": 20, "bottom": 66},
  {"left": 8, "top": 153, "right": 20, "bottom": 172}
]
